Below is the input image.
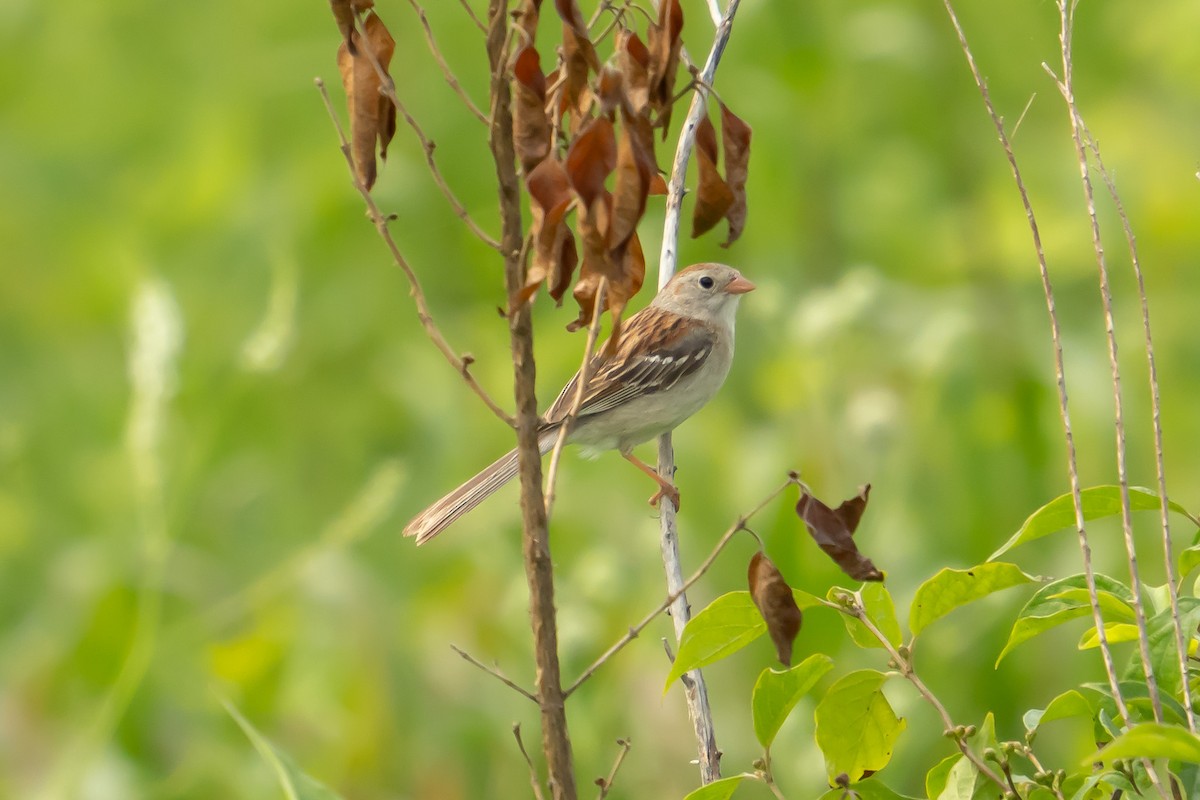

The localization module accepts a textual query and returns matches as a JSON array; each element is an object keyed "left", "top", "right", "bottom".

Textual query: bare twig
[
  {"left": 565, "top": 475, "right": 794, "bottom": 697},
  {"left": 1082, "top": 125, "right": 1196, "bottom": 733},
  {"left": 938, "top": 0, "right": 1130, "bottom": 726},
  {"left": 513, "top": 724, "right": 549, "bottom": 800},
  {"left": 653, "top": 0, "right": 743, "bottom": 785},
  {"left": 838, "top": 593, "right": 1009, "bottom": 791},
  {"left": 486, "top": 1, "right": 577, "bottom": 797},
  {"left": 316, "top": 78, "right": 514, "bottom": 428},
  {"left": 350, "top": 11, "right": 501, "bottom": 250},
  {"left": 458, "top": 0, "right": 488, "bottom": 34},
  {"left": 1047, "top": 0, "right": 1163, "bottom": 726},
  {"left": 407, "top": 0, "right": 489, "bottom": 124},
  {"left": 451, "top": 644, "right": 538, "bottom": 703},
  {"left": 545, "top": 278, "right": 608, "bottom": 518},
  {"left": 594, "top": 738, "right": 632, "bottom": 800}
]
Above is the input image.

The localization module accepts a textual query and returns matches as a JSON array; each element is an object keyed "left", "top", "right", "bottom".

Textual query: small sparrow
[{"left": 404, "top": 263, "right": 755, "bottom": 544}]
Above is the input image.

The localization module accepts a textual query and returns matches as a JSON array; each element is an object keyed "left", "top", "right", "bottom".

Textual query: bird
[{"left": 404, "top": 262, "right": 755, "bottom": 544}]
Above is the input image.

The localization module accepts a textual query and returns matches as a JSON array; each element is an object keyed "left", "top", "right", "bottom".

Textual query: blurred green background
[{"left": 2, "top": 0, "right": 1199, "bottom": 798}]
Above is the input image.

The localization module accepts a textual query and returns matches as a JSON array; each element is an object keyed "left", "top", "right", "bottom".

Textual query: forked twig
[
  {"left": 652, "top": 0, "right": 744, "bottom": 785},
  {"left": 407, "top": 0, "right": 489, "bottom": 124},
  {"left": 451, "top": 644, "right": 537, "bottom": 703},
  {"left": 594, "top": 738, "right": 632, "bottom": 800},
  {"left": 544, "top": 278, "right": 608, "bottom": 518},
  {"left": 565, "top": 474, "right": 794, "bottom": 697},
  {"left": 350, "top": 11, "right": 501, "bottom": 251},
  {"left": 316, "top": 79, "right": 515, "bottom": 428},
  {"left": 938, "top": 0, "right": 1131, "bottom": 727},
  {"left": 1046, "top": 0, "right": 1164, "bottom": 727}
]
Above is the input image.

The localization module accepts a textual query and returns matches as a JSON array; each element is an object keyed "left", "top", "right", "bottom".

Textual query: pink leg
[{"left": 621, "top": 452, "right": 681, "bottom": 510}]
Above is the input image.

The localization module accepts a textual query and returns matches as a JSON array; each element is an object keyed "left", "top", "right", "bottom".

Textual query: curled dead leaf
[
  {"left": 796, "top": 485, "right": 883, "bottom": 582},
  {"left": 336, "top": 11, "right": 397, "bottom": 191},
  {"left": 691, "top": 111, "right": 733, "bottom": 238},
  {"left": 618, "top": 30, "right": 651, "bottom": 114},
  {"left": 513, "top": 0, "right": 542, "bottom": 44},
  {"left": 719, "top": 103, "right": 751, "bottom": 247},
  {"left": 609, "top": 107, "right": 655, "bottom": 264},
  {"left": 566, "top": 117, "right": 616, "bottom": 211},
  {"left": 646, "top": 0, "right": 684, "bottom": 136},
  {"left": 748, "top": 551, "right": 803, "bottom": 666},
  {"left": 515, "top": 157, "right": 577, "bottom": 309},
  {"left": 512, "top": 46, "right": 551, "bottom": 174},
  {"left": 329, "top": 0, "right": 374, "bottom": 55}
]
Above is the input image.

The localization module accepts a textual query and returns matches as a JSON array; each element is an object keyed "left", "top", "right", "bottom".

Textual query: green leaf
[
  {"left": 223, "top": 699, "right": 345, "bottom": 800},
  {"left": 814, "top": 669, "right": 906, "bottom": 783},
  {"left": 990, "top": 485, "right": 1195, "bottom": 561},
  {"left": 995, "top": 574, "right": 1134, "bottom": 666},
  {"left": 1179, "top": 545, "right": 1200, "bottom": 581},
  {"left": 681, "top": 775, "right": 745, "bottom": 800},
  {"left": 837, "top": 583, "right": 902, "bottom": 649},
  {"left": 665, "top": 592, "right": 765, "bottom": 692},
  {"left": 1078, "top": 622, "right": 1140, "bottom": 649},
  {"left": 924, "top": 753, "right": 958, "bottom": 799},
  {"left": 938, "top": 755, "right": 980, "bottom": 799},
  {"left": 815, "top": 778, "right": 921, "bottom": 799},
  {"left": 909, "top": 562, "right": 1037, "bottom": 637},
  {"left": 752, "top": 654, "right": 833, "bottom": 749},
  {"left": 1022, "top": 690, "right": 1092, "bottom": 733},
  {"left": 1125, "top": 596, "right": 1200, "bottom": 697},
  {"left": 1087, "top": 722, "right": 1200, "bottom": 765}
]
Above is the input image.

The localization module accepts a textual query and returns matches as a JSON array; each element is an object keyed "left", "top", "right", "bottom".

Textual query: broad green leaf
[
  {"left": 995, "top": 574, "right": 1134, "bottom": 666},
  {"left": 937, "top": 755, "right": 980, "bottom": 800},
  {"left": 1078, "top": 623, "right": 1140, "bottom": 649},
  {"left": 1022, "top": 690, "right": 1092, "bottom": 733},
  {"left": 990, "top": 486, "right": 1195, "bottom": 561},
  {"left": 1047, "top": 588, "right": 1137, "bottom": 622},
  {"left": 224, "top": 699, "right": 345, "bottom": 800},
  {"left": 814, "top": 669, "right": 906, "bottom": 783},
  {"left": 925, "top": 753, "right": 958, "bottom": 799},
  {"left": 1179, "top": 546, "right": 1200, "bottom": 581},
  {"left": 909, "top": 562, "right": 1036, "bottom": 636},
  {"left": 1088, "top": 722, "right": 1200, "bottom": 765},
  {"left": 816, "top": 778, "right": 920, "bottom": 799},
  {"left": 837, "top": 583, "right": 902, "bottom": 649},
  {"left": 752, "top": 654, "right": 833, "bottom": 749},
  {"left": 681, "top": 775, "right": 745, "bottom": 800},
  {"left": 665, "top": 592, "right": 765, "bottom": 691},
  {"left": 1123, "top": 596, "right": 1200, "bottom": 697}
]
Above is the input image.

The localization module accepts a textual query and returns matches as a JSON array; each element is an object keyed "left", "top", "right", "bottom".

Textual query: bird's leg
[{"left": 621, "top": 452, "right": 681, "bottom": 510}]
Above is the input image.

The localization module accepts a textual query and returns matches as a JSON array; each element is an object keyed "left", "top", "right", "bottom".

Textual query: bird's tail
[{"left": 403, "top": 431, "right": 558, "bottom": 545}]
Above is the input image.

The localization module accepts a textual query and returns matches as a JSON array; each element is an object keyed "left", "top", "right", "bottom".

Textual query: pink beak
[{"left": 725, "top": 273, "right": 756, "bottom": 295}]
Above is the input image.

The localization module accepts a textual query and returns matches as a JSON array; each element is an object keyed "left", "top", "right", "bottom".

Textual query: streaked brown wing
[{"left": 544, "top": 307, "right": 717, "bottom": 425}]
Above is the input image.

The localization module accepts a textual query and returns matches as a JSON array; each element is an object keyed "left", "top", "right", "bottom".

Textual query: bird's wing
[{"left": 544, "top": 307, "right": 717, "bottom": 424}]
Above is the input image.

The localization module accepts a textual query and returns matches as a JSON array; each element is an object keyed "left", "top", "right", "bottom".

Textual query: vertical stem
[
  {"left": 486, "top": 3, "right": 577, "bottom": 798},
  {"left": 655, "top": 0, "right": 742, "bottom": 784}
]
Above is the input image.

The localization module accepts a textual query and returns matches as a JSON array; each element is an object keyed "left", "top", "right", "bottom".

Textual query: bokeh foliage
[{"left": 1, "top": 0, "right": 1199, "bottom": 798}]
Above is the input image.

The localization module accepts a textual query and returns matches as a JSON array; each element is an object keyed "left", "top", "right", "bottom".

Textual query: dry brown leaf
[
  {"left": 609, "top": 106, "right": 655, "bottom": 263},
  {"left": 565, "top": 117, "right": 616, "bottom": 211},
  {"left": 618, "top": 30, "right": 651, "bottom": 115},
  {"left": 513, "top": 0, "right": 542, "bottom": 44},
  {"left": 691, "top": 111, "right": 733, "bottom": 238},
  {"left": 719, "top": 102, "right": 751, "bottom": 247},
  {"left": 646, "top": 0, "right": 684, "bottom": 136},
  {"left": 512, "top": 46, "right": 550, "bottom": 174},
  {"left": 336, "top": 11, "right": 397, "bottom": 191},
  {"left": 554, "top": 0, "right": 600, "bottom": 71},
  {"left": 594, "top": 64, "right": 623, "bottom": 118},
  {"left": 796, "top": 485, "right": 883, "bottom": 582},
  {"left": 515, "top": 157, "right": 577, "bottom": 309},
  {"left": 748, "top": 551, "right": 804, "bottom": 666},
  {"left": 329, "top": 0, "right": 374, "bottom": 55}
]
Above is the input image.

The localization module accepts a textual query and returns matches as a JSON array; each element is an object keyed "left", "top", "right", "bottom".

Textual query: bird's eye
[{"left": 698, "top": 275, "right": 715, "bottom": 289}]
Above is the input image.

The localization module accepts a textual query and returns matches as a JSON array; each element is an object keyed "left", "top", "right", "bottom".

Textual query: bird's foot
[{"left": 648, "top": 483, "right": 681, "bottom": 511}]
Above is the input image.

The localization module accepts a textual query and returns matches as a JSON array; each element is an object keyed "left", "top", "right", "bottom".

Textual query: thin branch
[
  {"left": 513, "top": 724, "right": 549, "bottom": 800},
  {"left": 1082, "top": 125, "right": 1196, "bottom": 733},
  {"left": 594, "top": 738, "right": 632, "bottom": 800},
  {"left": 459, "top": 0, "right": 489, "bottom": 34},
  {"left": 938, "top": 0, "right": 1130, "bottom": 725},
  {"left": 838, "top": 593, "right": 1010, "bottom": 791},
  {"left": 316, "top": 78, "right": 514, "bottom": 428},
  {"left": 407, "top": 0, "right": 490, "bottom": 124},
  {"left": 350, "top": 11, "right": 502, "bottom": 251},
  {"left": 545, "top": 278, "right": 607, "bottom": 518},
  {"left": 653, "top": 0, "right": 743, "bottom": 786},
  {"left": 451, "top": 644, "right": 538, "bottom": 702},
  {"left": 565, "top": 475, "right": 794, "bottom": 697},
  {"left": 1048, "top": 0, "right": 1164, "bottom": 726}
]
